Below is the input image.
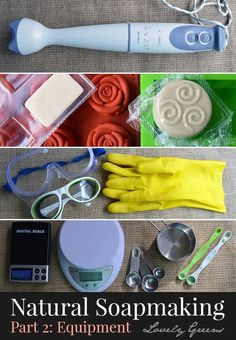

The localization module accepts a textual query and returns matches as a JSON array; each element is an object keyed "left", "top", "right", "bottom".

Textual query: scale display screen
[
  {"left": 79, "top": 271, "right": 103, "bottom": 282},
  {"left": 11, "top": 268, "right": 33, "bottom": 280}
]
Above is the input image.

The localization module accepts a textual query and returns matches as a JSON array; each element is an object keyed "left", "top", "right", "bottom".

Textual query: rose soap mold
[
  {"left": 153, "top": 80, "right": 212, "bottom": 138},
  {"left": 87, "top": 122, "right": 131, "bottom": 147},
  {"left": 44, "top": 74, "right": 139, "bottom": 147},
  {"left": 88, "top": 74, "right": 130, "bottom": 116},
  {"left": 43, "top": 126, "right": 77, "bottom": 147}
]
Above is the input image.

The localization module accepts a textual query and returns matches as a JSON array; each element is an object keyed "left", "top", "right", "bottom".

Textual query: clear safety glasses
[
  {"left": 31, "top": 177, "right": 101, "bottom": 219},
  {"left": 4, "top": 147, "right": 105, "bottom": 200}
]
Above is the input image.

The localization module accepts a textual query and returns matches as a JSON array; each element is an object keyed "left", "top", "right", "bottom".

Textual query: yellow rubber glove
[
  {"left": 105, "top": 200, "right": 225, "bottom": 214},
  {"left": 102, "top": 154, "right": 226, "bottom": 213}
]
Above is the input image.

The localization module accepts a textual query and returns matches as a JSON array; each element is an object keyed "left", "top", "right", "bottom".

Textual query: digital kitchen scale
[
  {"left": 58, "top": 220, "right": 125, "bottom": 292},
  {"left": 10, "top": 222, "right": 51, "bottom": 283}
]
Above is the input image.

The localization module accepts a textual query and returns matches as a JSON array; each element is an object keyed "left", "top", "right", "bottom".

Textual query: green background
[{"left": 140, "top": 74, "right": 236, "bottom": 146}]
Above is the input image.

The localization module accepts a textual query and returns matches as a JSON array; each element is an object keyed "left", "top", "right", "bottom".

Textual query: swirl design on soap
[
  {"left": 176, "top": 83, "right": 201, "bottom": 105},
  {"left": 153, "top": 80, "right": 212, "bottom": 138},
  {"left": 183, "top": 106, "right": 207, "bottom": 132},
  {"left": 159, "top": 99, "right": 183, "bottom": 125}
]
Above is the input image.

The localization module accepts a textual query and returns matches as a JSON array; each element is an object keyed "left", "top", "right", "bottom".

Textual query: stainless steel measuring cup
[
  {"left": 140, "top": 257, "right": 159, "bottom": 293},
  {"left": 149, "top": 221, "right": 196, "bottom": 261},
  {"left": 126, "top": 247, "right": 142, "bottom": 287}
]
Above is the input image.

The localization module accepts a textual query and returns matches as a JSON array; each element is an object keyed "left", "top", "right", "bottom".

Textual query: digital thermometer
[
  {"left": 9, "top": 19, "right": 227, "bottom": 55},
  {"left": 58, "top": 220, "right": 125, "bottom": 292}
]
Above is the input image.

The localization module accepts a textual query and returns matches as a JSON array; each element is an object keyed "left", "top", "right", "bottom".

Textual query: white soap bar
[
  {"left": 153, "top": 80, "right": 212, "bottom": 138},
  {"left": 25, "top": 74, "right": 84, "bottom": 127}
]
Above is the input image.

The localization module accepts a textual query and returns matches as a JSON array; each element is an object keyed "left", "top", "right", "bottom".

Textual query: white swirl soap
[{"left": 153, "top": 80, "right": 212, "bottom": 138}]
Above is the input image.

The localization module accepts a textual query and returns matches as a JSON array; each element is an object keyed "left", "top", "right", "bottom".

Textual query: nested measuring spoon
[
  {"left": 126, "top": 247, "right": 142, "bottom": 288},
  {"left": 140, "top": 257, "right": 159, "bottom": 293},
  {"left": 187, "top": 231, "right": 232, "bottom": 286},
  {"left": 144, "top": 253, "right": 165, "bottom": 279}
]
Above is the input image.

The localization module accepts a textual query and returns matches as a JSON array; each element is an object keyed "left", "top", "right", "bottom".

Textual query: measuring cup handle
[{"left": 148, "top": 220, "right": 161, "bottom": 233}]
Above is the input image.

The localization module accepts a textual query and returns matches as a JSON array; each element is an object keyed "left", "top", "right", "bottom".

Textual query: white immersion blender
[{"left": 8, "top": 1, "right": 232, "bottom": 55}]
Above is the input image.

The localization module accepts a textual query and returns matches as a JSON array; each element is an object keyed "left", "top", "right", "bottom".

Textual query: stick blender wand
[{"left": 9, "top": 19, "right": 228, "bottom": 56}]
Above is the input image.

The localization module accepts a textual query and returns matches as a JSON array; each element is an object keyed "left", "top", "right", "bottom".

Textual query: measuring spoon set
[
  {"left": 178, "top": 228, "right": 232, "bottom": 286},
  {"left": 126, "top": 222, "right": 232, "bottom": 292},
  {"left": 126, "top": 247, "right": 165, "bottom": 293}
]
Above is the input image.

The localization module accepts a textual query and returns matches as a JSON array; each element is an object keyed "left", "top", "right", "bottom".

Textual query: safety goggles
[
  {"left": 4, "top": 147, "right": 105, "bottom": 200},
  {"left": 31, "top": 177, "right": 100, "bottom": 219}
]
